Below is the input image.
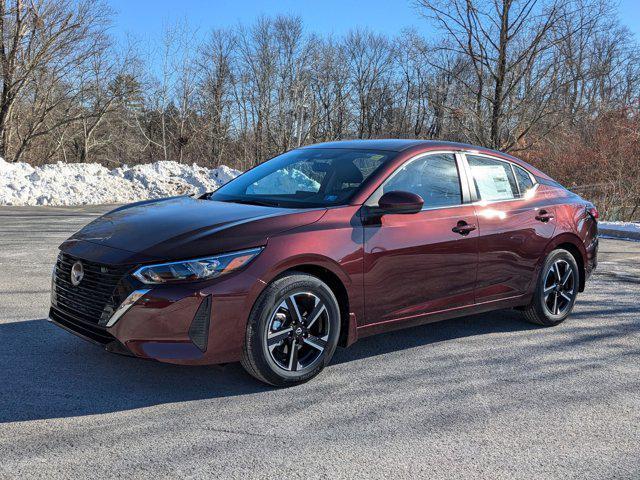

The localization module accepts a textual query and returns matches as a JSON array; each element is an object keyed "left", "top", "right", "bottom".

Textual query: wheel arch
[
  {"left": 274, "top": 264, "right": 353, "bottom": 347},
  {"left": 542, "top": 233, "right": 588, "bottom": 292}
]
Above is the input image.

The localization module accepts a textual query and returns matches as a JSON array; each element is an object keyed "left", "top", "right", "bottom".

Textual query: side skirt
[{"left": 356, "top": 294, "right": 531, "bottom": 339}]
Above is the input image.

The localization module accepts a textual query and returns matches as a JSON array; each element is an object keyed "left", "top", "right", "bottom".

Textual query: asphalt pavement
[{"left": 0, "top": 206, "right": 638, "bottom": 479}]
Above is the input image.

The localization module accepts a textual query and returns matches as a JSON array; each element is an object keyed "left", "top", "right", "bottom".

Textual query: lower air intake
[{"left": 189, "top": 295, "right": 212, "bottom": 352}]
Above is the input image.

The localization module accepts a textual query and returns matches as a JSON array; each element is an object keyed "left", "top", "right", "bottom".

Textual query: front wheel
[
  {"left": 241, "top": 272, "right": 341, "bottom": 386},
  {"left": 522, "top": 249, "right": 580, "bottom": 326}
]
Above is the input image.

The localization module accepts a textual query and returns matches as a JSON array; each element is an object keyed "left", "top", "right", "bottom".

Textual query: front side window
[
  {"left": 370, "top": 153, "right": 462, "bottom": 208},
  {"left": 211, "top": 148, "right": 394, "bottom": 208},
  {"left": 467, "top": 155, "right": 519, "bottom": 201}
]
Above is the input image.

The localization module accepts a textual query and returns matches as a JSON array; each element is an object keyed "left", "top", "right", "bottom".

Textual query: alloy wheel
[
  {"left": 543, "top": 259, "right": 576, "bottom": 316},
  {"left": 265, "top": 292, "right": 330, "bottom": 372}
]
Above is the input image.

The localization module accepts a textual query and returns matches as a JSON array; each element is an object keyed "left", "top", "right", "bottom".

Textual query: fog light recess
[{"left": 189, "top": 295, "right": 212, "bottom": 352}]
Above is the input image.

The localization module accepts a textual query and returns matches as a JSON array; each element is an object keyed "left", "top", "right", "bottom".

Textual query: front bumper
[
  {"left": 48, "top": 308, "right": 132, "bottom": 355},
  {"left": 50, "top": 269, "right": 263, "bottom": 365}
]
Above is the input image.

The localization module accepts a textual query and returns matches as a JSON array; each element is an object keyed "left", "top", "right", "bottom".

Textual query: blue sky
[
  {"left": 108, "top": 0, "right": 640, "bottom": 50},
  {"left": 109, "top": 0, "right": 426, "bottom": 40}
]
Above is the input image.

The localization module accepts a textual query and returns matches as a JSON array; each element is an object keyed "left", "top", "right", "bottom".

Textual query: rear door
[
  {"left": 362, "top": 152, "right": 479, "bottom": 325},
  {"left": 462, "top": 153, "right": 556, "bottom": 303}
]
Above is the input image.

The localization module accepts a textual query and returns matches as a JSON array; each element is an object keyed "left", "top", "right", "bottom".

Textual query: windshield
[{"left": 210, "top": 148, "right": 396, "bottom": 208}]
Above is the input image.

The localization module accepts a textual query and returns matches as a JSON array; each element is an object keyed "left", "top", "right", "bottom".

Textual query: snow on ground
[
  {"left": 0, "top": 158, "right": 240, "bottom": 206},
  {"left": 598, "top": 221, "right": 640, "bottom": 241},
  {"left": 599, "top": 221, "right": 640, "bottom": 234}
]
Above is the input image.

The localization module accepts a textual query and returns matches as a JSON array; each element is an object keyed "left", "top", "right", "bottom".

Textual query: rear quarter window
[{"left": 513, "top": 165, "right": 535, "bottom": 196}]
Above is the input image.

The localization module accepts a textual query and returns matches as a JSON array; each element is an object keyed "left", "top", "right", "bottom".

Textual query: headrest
[{"left": 333, "top": 160, "right": 363, "bottom": 184}]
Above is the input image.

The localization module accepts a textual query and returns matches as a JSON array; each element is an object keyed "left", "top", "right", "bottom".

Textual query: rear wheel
[
  {"left": 522, "top": 249, "right": 579, "bottom": 326},
  {"left": 241, "top": 273, "right": 340, "bottom": 386}
]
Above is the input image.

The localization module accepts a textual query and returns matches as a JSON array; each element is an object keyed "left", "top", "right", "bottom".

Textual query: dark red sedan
[{"left": 50, "top": 140, "right": 598, "bottom": 386}]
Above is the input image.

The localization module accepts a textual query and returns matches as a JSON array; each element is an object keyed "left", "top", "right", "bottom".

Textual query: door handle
[
  {"left": 452, "top": 220, "right": 476, "bottom": 236},
  {"left": 535, "top": 209, "right": 554, "bottom": 222}
]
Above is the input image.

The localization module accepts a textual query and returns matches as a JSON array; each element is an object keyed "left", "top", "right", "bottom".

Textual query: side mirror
[{"left": 378, "top": 191, "right": 424, "bottom": 214}]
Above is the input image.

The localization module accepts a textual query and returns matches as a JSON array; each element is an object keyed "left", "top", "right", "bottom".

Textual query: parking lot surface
[{"left": 0, "top": 206, "right": 638, "bottom": 479}]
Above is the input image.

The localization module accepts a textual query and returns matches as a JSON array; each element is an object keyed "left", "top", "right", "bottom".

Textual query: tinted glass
[
  {"left": 467, "top": 155, "right": 518, "bottom": 201},
  {"left": 514, "top": 165, "right": 535, "bottom": 196},
  {"left": 211, "top": 148, "right": 394, "bottom": 208},
  {"left": 380, "top": 153, "right": 461, "bottom": 208}
]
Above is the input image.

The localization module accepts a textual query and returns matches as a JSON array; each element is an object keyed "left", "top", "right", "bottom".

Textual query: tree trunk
[
  {"left": 0, "top": 86, "right": 14, "bottom": 159},
  {"left": 491, "top": 0, "right": 511, "bottom": 149}
]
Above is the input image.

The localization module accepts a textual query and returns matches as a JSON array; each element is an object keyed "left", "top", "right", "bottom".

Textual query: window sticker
[{"left": 471, "top": 165, "right": 513, "bottom": 200}]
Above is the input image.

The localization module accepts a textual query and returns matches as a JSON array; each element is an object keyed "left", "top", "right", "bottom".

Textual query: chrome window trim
[
  {"left": 461, "top": 150, "right": 538, "bottom": 179},
  {"left": 468, "top": 183, "right": 540, "bottom": 207},
  {"left": 363, "top": 181, "right": 540, "bottom": 214},
  {"left": 362, "top": 149, "right": 541, "bottom": 215},
  {"left": 370, "top": 182, "right": 540, "bottom": 212}
]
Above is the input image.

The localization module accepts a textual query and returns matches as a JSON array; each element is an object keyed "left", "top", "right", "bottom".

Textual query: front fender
[{"left": 259, "top": 252, "right": 353, "bottom": 289}]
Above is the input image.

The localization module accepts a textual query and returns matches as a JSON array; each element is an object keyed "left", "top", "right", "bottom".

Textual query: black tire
[
  {"left": 241, "top": 272, "right": 341, "bottom": 387},
  {"left": 522, "top": 249, "right": 580, "bottom": 326}
]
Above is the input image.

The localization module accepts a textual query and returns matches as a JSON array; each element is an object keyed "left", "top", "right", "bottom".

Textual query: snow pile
[
  {"left": 599, "top": 221, "right": 640, "bottom": 233},
  {"left": 599, "top": 221, "right": 640, "bottom": 240},
  {"left": 0, "top": 158, "right": 240, "bottom": 206}
]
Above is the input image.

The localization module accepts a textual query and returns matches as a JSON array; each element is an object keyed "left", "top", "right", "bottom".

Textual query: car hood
[{"left": 61, "top": 196, "right": 326, "bottom": 264}]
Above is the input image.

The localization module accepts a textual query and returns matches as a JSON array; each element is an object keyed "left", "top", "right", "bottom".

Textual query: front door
[{"left": 362, "top": 152, "right": 479, "bottom": 325}]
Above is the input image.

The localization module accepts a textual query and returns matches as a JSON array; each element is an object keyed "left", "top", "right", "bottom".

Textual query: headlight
[{"left": 133, "top": 247, "right": 263, "bottom": 284}]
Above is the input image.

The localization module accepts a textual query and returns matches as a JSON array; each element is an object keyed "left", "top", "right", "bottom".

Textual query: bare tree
[
  {"left": 237, "top": 17, "right": 276, "bottom": 164},
  {"left": 269, "top": 16, "right": 312, "bottom": 151},
  {"left": 197, "top": 28, "right": 236, "bottom": 166},
  {"left": 308, "top": 36, "right": 349, "bottom": 141},
  {"left": 345, "top": 29, "right": 394, "bottom": 138},
  {"left": 415, "top": 0, "right": 596, "bottom": 150},
  {"left": 0, "top": 7, "right": 637, "bottom": 217},
  {"left": 170, "top": 21, "right": 199, "bottom": 163},
  {"left": 0, "top": 0, "right": 111, "bottom": 161}
]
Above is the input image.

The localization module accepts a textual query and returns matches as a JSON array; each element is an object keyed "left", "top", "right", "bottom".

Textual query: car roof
[
  {"left": 299, "top": 139, "right": 553, "bottom": 181},
  {"left": 301, "top": 139, "right": 504, "bottom": 155},
  {"left": 301, "top": 139, "right": 430, "bottom": 152}
]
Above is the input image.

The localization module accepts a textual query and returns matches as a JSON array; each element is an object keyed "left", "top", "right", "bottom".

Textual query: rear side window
[
  {"left": 380, "top": 153, "right": 462, "bottom": 208},
  {"left": 513, "top": 165, "right": 535, "bottom": 196},
  {"left": 467, "top": 155, "right": 518, "bottom": 201}
]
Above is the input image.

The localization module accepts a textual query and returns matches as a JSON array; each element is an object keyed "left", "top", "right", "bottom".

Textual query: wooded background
[{"left": 0, "top": 0, "right": 638, "bottom": 218}]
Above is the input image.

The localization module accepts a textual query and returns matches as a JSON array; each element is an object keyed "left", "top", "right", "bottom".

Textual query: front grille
[
  {"left": 52, "top": 253, "right": 134, "bottom": 326},
  {"left": 50, "top": 307, "right": 116, "bottom": 345}
]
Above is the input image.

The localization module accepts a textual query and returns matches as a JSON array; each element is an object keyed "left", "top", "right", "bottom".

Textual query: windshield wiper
[{"left": 218, "top": 198, "right": 281, "bottom": 207}]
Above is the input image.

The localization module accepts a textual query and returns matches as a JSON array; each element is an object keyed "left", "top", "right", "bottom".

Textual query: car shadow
[
  {"left": 0, "top": 311, "right": 538, "bottom": 423},
  {"left": 332, "top": 309, "right": 538, "bottom": 365}
]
